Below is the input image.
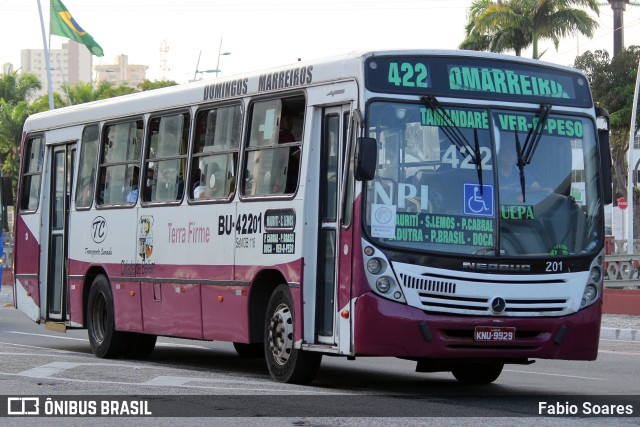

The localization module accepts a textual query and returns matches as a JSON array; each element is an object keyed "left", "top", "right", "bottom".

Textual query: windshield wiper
[
  {"left": 521, "top": 104, "right": 551, "bottom": 165},
  {"left": 514, "top": 132, "right": 527, "bottom": 203},
  {"left": 512, "top": 103, "right": 551, "bottom": 203},
  {"left": 421, "top": 95, "right": 483, "bottom": 190},
  {"left": 473, "top": 128, "right": 483, "bottom": 192}
]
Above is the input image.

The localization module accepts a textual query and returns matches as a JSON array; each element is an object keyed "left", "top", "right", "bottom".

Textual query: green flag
[{"left": 50, "top": 0, "right": 103, "bottom": 57}]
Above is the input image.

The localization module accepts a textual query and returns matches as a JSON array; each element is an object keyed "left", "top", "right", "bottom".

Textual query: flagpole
[
  {"left": 626, "top": 58, "right": 640, "bottom": 254},
  {"left": 37, "top": 0, "right": 55, "bottom": 110}
]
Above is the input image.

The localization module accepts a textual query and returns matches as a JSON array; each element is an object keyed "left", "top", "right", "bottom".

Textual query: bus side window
[
  {"left": 190, "top": 105, "right": 241, "bottom": 201},
  {"left": 243, "top": 96, "right": 304, "bottom": 196},
  {"left": 98, "top": 120, "right": 143, "bottom": 206},
  {"left": 142, "top": 113, "right": 190, "bottom": 203},
  {"left": 75, "top": 125, "right": 99, "bottom": 209}
]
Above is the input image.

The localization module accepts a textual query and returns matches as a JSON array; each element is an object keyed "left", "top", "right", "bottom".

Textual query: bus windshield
[{"left": 364, "top": 100, "right": 603, "bottom": 257}]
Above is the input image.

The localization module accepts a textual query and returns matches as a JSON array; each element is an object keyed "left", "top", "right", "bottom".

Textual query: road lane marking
[
  {"left": 0, "top": 370, "right": 348, "bottom": 394},
  {"left": 504, "top": 369, "right": 606, "bottom": 381},
  {"left": 599, "top": 349, "right": 640, "bottom": 356},
  {"left": 7, "top": 331, "right": 87, "bottom": 341}
]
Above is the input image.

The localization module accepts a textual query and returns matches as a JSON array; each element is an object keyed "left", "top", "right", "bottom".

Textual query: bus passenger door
[
  {"left": 47, "top": 143, "right": 75, "bottom": 321},
  {"left": 316, "top": 105, "right": 352, "bottom": 346}
]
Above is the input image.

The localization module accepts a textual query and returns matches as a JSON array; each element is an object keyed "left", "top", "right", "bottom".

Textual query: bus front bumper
[{"left": 353, "top": 292, "right": 601, "bottom": 361}]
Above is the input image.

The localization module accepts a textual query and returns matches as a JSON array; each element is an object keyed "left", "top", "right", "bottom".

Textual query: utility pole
[{"left": 607, "top": 0, "right": 630, "bottom": 57}]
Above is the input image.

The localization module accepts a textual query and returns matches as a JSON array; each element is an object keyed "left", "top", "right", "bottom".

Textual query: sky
[{"left": 1, "top": 0, "right": 640, "bottom": 84}]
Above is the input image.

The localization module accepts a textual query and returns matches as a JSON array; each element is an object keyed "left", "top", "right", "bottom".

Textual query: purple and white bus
[{"left": 14, "top": 50, "right": 611, "bottom": 384}]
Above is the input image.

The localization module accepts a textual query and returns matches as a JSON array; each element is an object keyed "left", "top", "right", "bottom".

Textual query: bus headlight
[
  {"left": 583, "top": 284, "right": 598, "bottom": 302},
  {"left": 376, "top": 277, "right": 392, "bottom": 293},
  {"left": 367, "top": 258, "right": 384, "bottom": 275},
  {"left": 362, "top": 239, "right": 406, "bottom": 303},
  {"left": 581, "top": 251, "right": 604, "bottom": 309}
]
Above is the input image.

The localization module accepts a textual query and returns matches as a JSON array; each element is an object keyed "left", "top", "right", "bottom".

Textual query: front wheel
[
  {"left": 264, "top": 284, "right": 321, "bottom": 384},
  {"left": 451, "top": 363, "right": 504, "bottom": 384},
  {"left": 86, "top": 275, "right": 129, "bottom": 358},
  {"left": 233, "top": 342, "right": 263, "bottom": 358}
]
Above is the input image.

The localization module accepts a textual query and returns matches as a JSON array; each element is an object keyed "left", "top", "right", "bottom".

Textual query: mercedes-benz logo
[{"left": 491, "top": 297, "right": 506, "bottom": 313}]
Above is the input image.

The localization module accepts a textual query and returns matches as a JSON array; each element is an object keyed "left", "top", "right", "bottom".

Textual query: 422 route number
[{"left": 387, "top": 62, "right": 429, "bottom": 88}]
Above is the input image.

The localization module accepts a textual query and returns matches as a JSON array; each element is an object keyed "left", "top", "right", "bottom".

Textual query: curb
[{"left": 600, "top": 327, "right": 640, "bottom": 342}]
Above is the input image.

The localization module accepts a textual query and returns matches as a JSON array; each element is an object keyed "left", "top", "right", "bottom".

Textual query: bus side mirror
[
  {"left": 355, "top": 137, "right": 377, "bottom": 181},
  {"left": 596, "top": 107, "right": 612, "bottom": 205}
]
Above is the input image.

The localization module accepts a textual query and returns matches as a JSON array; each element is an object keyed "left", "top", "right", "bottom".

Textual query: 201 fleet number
[{"left": 546, "top": 261, "right": 563, "bottom": 272}]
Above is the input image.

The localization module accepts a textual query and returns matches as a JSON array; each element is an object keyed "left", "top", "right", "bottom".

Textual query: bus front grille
[{"left": 398, "top": 272, "right": 570, "bottom": 316}]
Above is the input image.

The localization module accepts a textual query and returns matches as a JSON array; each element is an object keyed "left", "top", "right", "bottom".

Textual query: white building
[
  {"left": 94, "top": 55, "right": 148, "bottom": 89},
  {"left": 21, "top": 40, "right": 92, "bottom": 100}
]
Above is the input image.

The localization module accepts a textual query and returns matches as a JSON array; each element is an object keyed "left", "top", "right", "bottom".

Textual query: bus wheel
[
  {"left": 451, "top": 363, "right": 504, "bottom": 384},
  {"left": 126, "top": 333, "right": 157, "bottom": 359},
  {"left": 87, "top": 275, "right": 129, "bottom": 359},
  {"left": 264, "top": 284, "right": 321, "bottom": 384},
  {"left": 233, "top": 342, "right": 263, "bottom": 358}
]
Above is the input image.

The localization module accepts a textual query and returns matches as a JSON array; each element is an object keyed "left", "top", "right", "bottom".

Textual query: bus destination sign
[{"left": 365, "top": 56, "right": 592, "bottom": 107}]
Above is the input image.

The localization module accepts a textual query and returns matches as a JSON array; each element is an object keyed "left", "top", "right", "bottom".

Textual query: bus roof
[{"left": 23, "top": 49, "right": 589, "bottom": 134}]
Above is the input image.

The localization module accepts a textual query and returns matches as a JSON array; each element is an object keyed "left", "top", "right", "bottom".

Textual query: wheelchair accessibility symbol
[{"left": 463, "top": 184, "right": 494, "bottom": 217}]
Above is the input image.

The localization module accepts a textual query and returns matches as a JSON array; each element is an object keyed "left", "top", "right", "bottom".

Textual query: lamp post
[
  {"left": 215, "top": 38, "right": 231, "bottom": 78},
  {"left": 51, "top": 54, "right": 70, "bottom": 105},
  {"left": 193, "top": 50, "right": 221, "bottom": 81}
]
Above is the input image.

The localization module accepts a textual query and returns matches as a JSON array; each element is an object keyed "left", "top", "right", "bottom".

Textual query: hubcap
[{"left": 268, "top": 303, "right": 293, "bottom": 366}]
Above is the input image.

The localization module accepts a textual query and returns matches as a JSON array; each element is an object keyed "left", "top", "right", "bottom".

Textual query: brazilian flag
[{"left": 50, "top": 0, "right": 103, "bottom": 57}]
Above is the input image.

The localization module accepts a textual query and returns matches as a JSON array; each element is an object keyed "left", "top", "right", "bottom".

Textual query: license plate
[{"left": 474, "top": 326, "right": 516, "bottom": 342}]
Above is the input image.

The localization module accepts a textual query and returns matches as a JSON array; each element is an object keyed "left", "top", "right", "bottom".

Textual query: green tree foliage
[
  {"left": 0, "top": 73, "right": 178, "bottom": 197},
  {"left": 137, "top": 79, "right": 178, "bottom": 91},
  {"left": 574, "top": 46, "right": 640, "bottom": 206},
  {"left": 460, "top": 0, "right": 600, "bottom": 59},
  {"left": 0, "top": 72, "right": 41, "bottom": 191}
]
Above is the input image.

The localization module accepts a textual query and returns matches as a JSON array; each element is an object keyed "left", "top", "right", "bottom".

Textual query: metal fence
[{"left": 604, "top": 239, "right": 640, "bottom": 289}]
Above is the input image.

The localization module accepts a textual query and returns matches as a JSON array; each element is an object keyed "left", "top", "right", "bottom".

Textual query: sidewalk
[
  {"left": 0, "top": 283, "right": 12, "bottom": 307},
  {"left": 600, "top": 314, "right": 640, "bottom": 341},
  {"left": 1, "top": 284, "right": 639, "bottom": 341}
]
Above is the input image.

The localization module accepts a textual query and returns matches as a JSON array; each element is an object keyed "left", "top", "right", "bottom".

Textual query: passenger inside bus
[
  {"left": 191, "top": 167, "right": 203, "bottom": 198},
  {"left": 278, "top": 111, "right": 300, "bottom": 193},
  {"left": 76, "top": 179, "right": 94, "bottom": 208},
  {"left": 126, "top": 167, "right": 140, "bottom": 203},
  {"left": 497, "top": 141, "right": 550, "bottom": 203}
]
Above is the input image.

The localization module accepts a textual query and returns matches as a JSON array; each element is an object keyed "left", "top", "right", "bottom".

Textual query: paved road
[{"left": 1, "top": 305, "right": 639, "bottom": 425}]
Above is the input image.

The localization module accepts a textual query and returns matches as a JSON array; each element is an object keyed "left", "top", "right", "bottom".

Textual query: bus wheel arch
[
  {"left": 82, "top": 266, "right": 108, "bottom": 327},
  {"left": 247, "top": 269, "right": 287, "bottom": 344}
]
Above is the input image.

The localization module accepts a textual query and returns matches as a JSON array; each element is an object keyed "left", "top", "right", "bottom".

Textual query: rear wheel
[
  {"left": 264, "top": 284, "right": 321, "bottom": 384},
  {"left": 86, "top": 275, "right": 129, "bottom": 358},
  {"left": 126, "top": 333, "right": 157, "bottom": 359},
  {"left": 451, "top": 363, "right": 504, "bottom": 384}
]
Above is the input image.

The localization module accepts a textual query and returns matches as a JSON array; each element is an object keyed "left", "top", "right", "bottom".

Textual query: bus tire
[
  {"left": 451, "top": 363, "right": 504, "bottom": 384},
  {"left": 233, "top": 342, "right": 263, "bottom": 358},
  {"left": 126, "top": 333, "right": 157, "bottom": 359},
  {"left": 264, "top": 284, "right": 321, "bottom": 384},
  {"left": 86, "top": 274, "right": 129, "bottom": 359}
]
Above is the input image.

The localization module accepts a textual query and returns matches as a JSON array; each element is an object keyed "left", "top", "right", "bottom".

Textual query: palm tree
[
  {"left": 0, "top": 71, "right": 41, "bottom": 104},
  {"left": 0, "top": 100, "right": 34, "bottom": 178},
  {"left": 460, "top": 0, "right": 600, "bottom": 59},
  {"left": 461, "top": 0, "right": 531, "bottom": 56}
]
